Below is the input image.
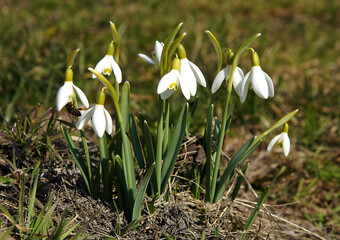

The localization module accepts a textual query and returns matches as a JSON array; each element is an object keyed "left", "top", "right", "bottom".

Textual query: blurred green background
[{"left": 1, "top": 0, "right": 339, "bottom": 231}]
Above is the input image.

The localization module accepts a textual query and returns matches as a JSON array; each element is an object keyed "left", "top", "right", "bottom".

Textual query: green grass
[{"left": 1, "top": 0, "right": 339, "bottom": 234}]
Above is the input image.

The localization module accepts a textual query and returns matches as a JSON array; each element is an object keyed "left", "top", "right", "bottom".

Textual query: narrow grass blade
[
  {"left": 132, "top": 163, "right": 155, "bottom": 221},
  {"left": 61, "top": 126, "right": 91, "bottom": 195},
  {"left": 69, "top": 214, "right": 96, "bottom": 240},
  {"left": 129, "top": 113, "right": 145, "bottom": 169},
  {"left": 231, "top": 163, "right": 249, "bottom": 201},
  {"left": 242, "top": 186, "right": 270, "bottom": 239},
  {"left": 161, "top": 104, "right": 188, "bottom": 192},
  {"left": 27, "top": 168, "right": 40, "bottom": 224},
  {"left": 0, "top": 225, "right": 15, "bottom": 240}
]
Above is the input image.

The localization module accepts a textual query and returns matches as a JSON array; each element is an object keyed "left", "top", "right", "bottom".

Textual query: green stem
[
  {"left": 155, "top": 97, "right": 165, "bottom": 193},
  {"left": 163, "top": 100, "right": 170, "bottom": 154}
]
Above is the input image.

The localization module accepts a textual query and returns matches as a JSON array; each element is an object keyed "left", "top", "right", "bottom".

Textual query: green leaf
[
  {"left": 62, "top": 126, "right": 91, "bottom": 195},
  {"left": 242, "top": 186, "right": 270, "bottom": 239},
  {"left": 161, "top": 103, "right": 188, "bottom": 192},
  {"left": 204, "top": 104, "right": 214, "bottom": 202},
  {"left": 120, "top": 82, "right": 131, "bottom": 133},
  {"left": 258, "top": 109, "right": 299, "bottom": 142},
  {"left": 132, "top": 163, "right": 155, "bottom": 221},
  {"left": 214, "top": 137, "right": 256, "bottom": 202},
  {"left": 143, "top": 120, "right": 157, "bottom": 193},
  {"left": 167, "top": 32, "right": 187, "bottom": 69},
  {"left": 129, "top": 114, "right": 145, "bottom": 169},
  {"left": 81, "top": 130, "right": 92, "bottom": 190},
  {"left": 160, "top": 22, "right": 183, "bottom": 75},
  {"left": 155, "top": 98, "right": 164, "bottom": 193},
  {"left": 205, "top": 30, "right": 223, "bottom": 73},
  {"left": 213, "top": 117, "right": 221, "bottom": 148},
  {"left": 231, "top": 163, "right": 249, "bottom": 201},
  {"left": 143, "top": 121, "right": 155, "bottom": 167}
]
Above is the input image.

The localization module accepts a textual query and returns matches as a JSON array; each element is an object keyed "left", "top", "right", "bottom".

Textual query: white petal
[
  {"left": 251, "top": 66, "right": 268, "bottom": 99},
  {"left": 233, "top": 66, "right": 245, "bottom": 96},
  {"left": 160, "top": 89, "right": 176, "bottom": 100},
  {"left": 180, "top": 58, "right": 197, "bottom": 96},
  {"left": 264, "top": 71, "right": 275, "bottom": 97},
  {"left": 93, "top": 56, "right": 108, "bottom": 78},
  {"left": 103, "top": 108, "right": 113, "bottom": 135},
  {"left": 157, "top": 70, "right": 177, "bottom": 94},
  {"left": 154, "top": 41, "right": 163, "bottom": 64},
  {"left": 138, "top": 53, "right": 157, "bottom": 65},
  {"left": 211, "top": 67, "right": 228, "bottom": 94},
  {"left": 178, "top": 71, "right": 191, "bottom": 100},
  {"left": 239, "top": 71, "right": 251, "bottom": 103},
  {"left": 267, "top": 134, "right": 281, "bottom": 152},
  {"left": 72, "top": 84, "right": 89, "bottom": 108},
  {"left": 76, "top": 107, "right": 95, "bottom": 130},
  {"left": 109, "top": 57, "right": 122, "bottom": 83},
  {"left": 92, "top": 105, "right": 106, "bottom": 137},
  {"left": 56, "top": 82, "right": 73, "bottom": 111},
  {"left": 282, "top": 133, "right": 290, "bottom": 156},
  {"left": 189, "top": 61, "right": 206, "bottom": 87}
]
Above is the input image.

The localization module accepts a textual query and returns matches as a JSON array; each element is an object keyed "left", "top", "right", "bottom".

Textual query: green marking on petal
[
  {"left": 104, "top": 68, "right": 112, "bottom": 75},
  {"left": 169, "top": 82, "right": 177, "bottom": 90}
]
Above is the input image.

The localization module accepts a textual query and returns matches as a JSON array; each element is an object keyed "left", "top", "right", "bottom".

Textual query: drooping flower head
[
  {"left": 56, "top": 67, "right": 89, "bottom": 111},
  {"left": 138, "top": 41, "right": 164, "bottom": 66},
  {"left": 177, "top": 44, "right": 206, "bottom": 98},
  {"left": 93, "top": 41, "right": 122, "bottom": 84},
  {"left": 267, "top": 123, "right": 290, "bottom": 156},
  {"left": 211, "top": 51, "right": 244, "bottom": 96},
  {"left": 239, "top": 51, "right": 274, "bottom": 103},
  {"left": 157, "top": 57, "right": 189, "bottom": 100},
  {"left": 77, "top": 89, "right": 113, "bottom": 138}
]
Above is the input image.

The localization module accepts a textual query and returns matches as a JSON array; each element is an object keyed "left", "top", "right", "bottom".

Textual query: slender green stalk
[
  {"left": 163, "top": 100, "right": 170, "bottom": 154},
  {"left": 155, "top": 98, "right": 164, "bottom": 193}
]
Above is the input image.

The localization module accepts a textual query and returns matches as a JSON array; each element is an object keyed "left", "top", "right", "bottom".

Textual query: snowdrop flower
[
  {"left": 77, "top": 90, "right": 112, "bottom": 138},
  {"left": 211, "top": 52, "right": 244, "bottom": 95},
  {"left": 157, "top": 57, "right": 191, "bottom": 100},
  {"left": 267, "top": 123, "right": 290, "bottom": 156},
  {"left": 93, "top": 41, "right": 122, "bottom": 84},
  {"left": 138, "top": 41, "right": 164, "bottom": 65},
  {"left": 178, "top": 44, "right": 206, "bottom": 98},
  {"left": 212, "top": 65, "right": 244, "bottom": 95},
  {"left": 239, "top": 51, "right": 274, "bottom": 103},
  {"left": 56, "top": 68, "right": 89, "bottom": 111}
]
